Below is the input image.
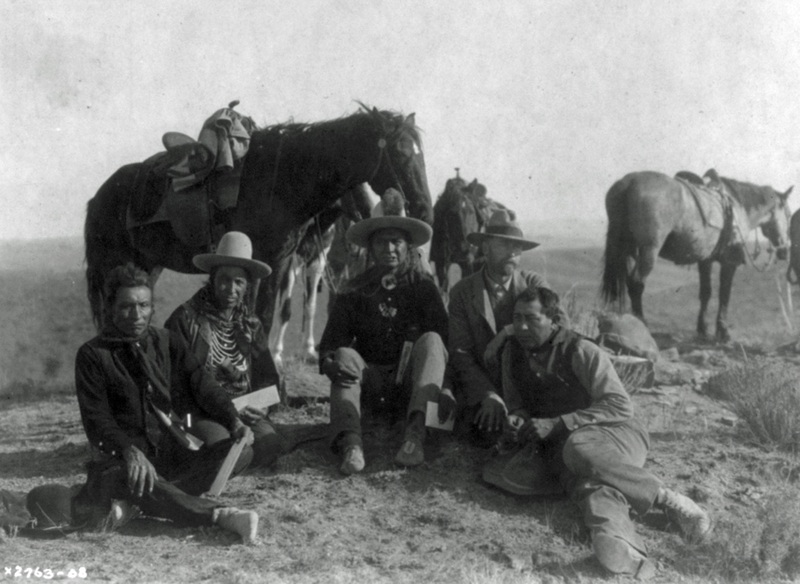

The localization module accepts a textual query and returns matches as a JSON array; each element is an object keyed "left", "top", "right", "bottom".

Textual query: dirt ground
[{"left": 3, "top": 332, "right": 799, "bottom": 584}]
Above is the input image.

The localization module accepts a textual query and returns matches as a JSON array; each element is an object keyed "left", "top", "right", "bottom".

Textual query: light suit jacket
[{"left": 447, "top": 268, "right": 547, "bottom": 406}]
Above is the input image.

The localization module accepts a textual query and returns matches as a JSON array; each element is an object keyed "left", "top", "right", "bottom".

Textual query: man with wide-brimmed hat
[
  {"left": 165, "top": 231, "right": 285, "bottom": 468},
  {"left": 318, "top": 188, "right": 450, "bottom": 474},
  {"left": 447, "top": 209, "right": 549, "bottom": 446}
]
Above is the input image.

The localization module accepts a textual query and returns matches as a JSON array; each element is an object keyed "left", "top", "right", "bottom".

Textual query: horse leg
[
  {"left": 696, "top": 259, "right": 713, "bottom": 339},
  {"left": 302, "top": 251, "right": 327, "bottom": 363},
  {"left": 273, "top": 258, "right": 298, "bottom": 368},
  {"left": 627, "top": 245, "right": 656, "bottom": 323},
  {"left": 715, "top": 262, "right": 738, "bottom": 343}
]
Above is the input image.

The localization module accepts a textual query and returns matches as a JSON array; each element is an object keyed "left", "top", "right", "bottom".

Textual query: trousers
[
  {"left": 75, "top": 437, "right": 253, "bottom": 528},
  {"left": 559, "top": 418, "right": 662, "bottom": 572},
  {"left": 190, "top": 416, "right": 284, "bottom": 468},
  {"left": 328, "top": 332, "right": 447, "bottom": 450}
]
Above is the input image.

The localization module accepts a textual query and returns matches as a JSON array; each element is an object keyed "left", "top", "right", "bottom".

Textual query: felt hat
[
  {"left": 346, "top": 188, "right": 432, "bottom": 248},
  {"left": 193, "top": 231, "right": 272, "bottom": 279},
  {"left": 21, "top": 484, "right": 84, "bottom": 537},
  {"left": 466, "top": 210, "right": 539, "bottom": 250}
]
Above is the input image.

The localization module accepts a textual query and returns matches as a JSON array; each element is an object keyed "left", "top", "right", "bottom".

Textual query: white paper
[
  {"left": 425, "top": 401, "right": 455, "bottom": 431},
  {"left": 231, "top": 385, "right": 280, "bottom": 412}
]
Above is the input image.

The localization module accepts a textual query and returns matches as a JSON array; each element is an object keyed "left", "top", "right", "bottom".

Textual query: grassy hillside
[{"left": 1, "top": 237, "right": 797, "bottom": 398}]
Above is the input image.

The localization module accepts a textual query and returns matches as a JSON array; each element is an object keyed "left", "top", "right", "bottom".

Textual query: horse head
[
  {"left": 362, "top": 106, "right": 433, "bottom": 225},
  {"left": 760, "top": 185, "right": 793, "bottom": 260}
]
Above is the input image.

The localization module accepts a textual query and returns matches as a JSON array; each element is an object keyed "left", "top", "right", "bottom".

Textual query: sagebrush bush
[{"left": 707, "top": 358, "right": 800, "bottom": 452}]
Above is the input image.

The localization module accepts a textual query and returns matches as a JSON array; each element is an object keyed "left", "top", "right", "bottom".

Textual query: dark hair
[
  {"left": 514, "top": 286, "right": 562, "bottom": 323},
  {"left": 104, "top": 262, "right": 152, "bottom": 307}
]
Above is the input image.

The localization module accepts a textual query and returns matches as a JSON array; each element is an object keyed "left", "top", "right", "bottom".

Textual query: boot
[
  {"left": 213, "top": 507, "right": 259, "bottom": 543},
  {"left": 340, "top": 445, "right": 365, "bottom": 475},
  {"left": 656, "top": 487, "right": 711, "bottom": 543},
  {"left": 395, "top": 411, "right": 425, "bottom": 467},
  {"left": 592, "top": 533, "right": 656, "bottom": 581}
]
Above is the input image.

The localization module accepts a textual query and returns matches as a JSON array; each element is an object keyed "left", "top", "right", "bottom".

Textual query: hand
[
  {"left": 240, "top": 406, "right": 267, "bottom": 426},
  {"left": 503, "top": 414, "right": 527, "bottom": 443},
  {"left": 321, "top": 355, "right": 358, "bottom": 384},
  {"left": 483, "top": 325, "right": 512, "bottom": 368},
  {"left": 518, "top": 417, "right": 562, "bottom": 443},
  {"left": 123, "top": 445, "right": 157, "bottom": 498},
  {"left": 231, "top": 420, "right": 255, "bottom": 447},
  {"left": 437, "top": 388, "right": 456, "bottom": 423},
  {"left": 473, "top": 394, "right": 507, "bottom": 433}
]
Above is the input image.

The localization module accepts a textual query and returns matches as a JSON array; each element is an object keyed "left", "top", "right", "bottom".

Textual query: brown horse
[
  {"left": 84, "top": 106, "right": 432, "bottom": 334},
  {"left": 430, "top": 172, "right": 507, "bottom": 297},
  {"left": 602, "top": 169, "right": 792, "bottom": 342}
]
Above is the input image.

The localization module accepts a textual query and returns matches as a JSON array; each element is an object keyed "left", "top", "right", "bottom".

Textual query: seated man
[
  {"left": 165, "top": 231, "right": 284, "bottom": 469},
  {"left": 498, "top": 287, "right": 711, "bottom": 578},
  {"left": 447, "top": 210, "right": 547, "bottom": 445},
  {"left": 74, "top": 263, "right": 259, "bottom": 543},
  {"left": 318, "top": 189, "right": 450, "bottom": 474}
]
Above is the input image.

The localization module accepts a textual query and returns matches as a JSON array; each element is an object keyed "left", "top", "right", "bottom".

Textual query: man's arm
[
  {"left": 418, "top": 278, "right": 449, "bottom": 343},
  {"left": 559, "top": 340, "right": 634, "bottom": 431},
  {"left": 74, "top": 345, "right": 135, "bottom": 458},
  {"left": 317, "top": 292, "right": 355, "bottom": 375},
  {"left": 447, "top": 283, "right": 499, "bottom": 405}
]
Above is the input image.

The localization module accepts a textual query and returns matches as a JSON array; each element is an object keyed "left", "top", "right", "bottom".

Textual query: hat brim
[
  {"left": 466, "top": 232, "right": 539, "bottom": 250},
  {"left": 193, "top": 255, "right": 272, "bottom": 279},
  {"left": 346, "top": 217, "right": 432, "bottom": 248}
]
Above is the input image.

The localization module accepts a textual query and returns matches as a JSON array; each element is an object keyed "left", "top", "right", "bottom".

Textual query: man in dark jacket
[
  {"left": 447, "top": 210, "right": 548, "bottom": 445},
  {"left": 318, "top": 189, "right": 449, "bottom": 474},
  {"left": 74, "top": 263, "right": 258, "bottom": 542}
]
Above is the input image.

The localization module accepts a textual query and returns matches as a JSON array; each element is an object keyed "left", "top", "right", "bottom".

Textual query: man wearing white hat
[
  {"left": 318, "top": 189, "right": 450, "bottom": 474},
  {"left": 166, "top": 231, "right": 285, "bottom": 469},
  {"left": 447, "top": 210, "right": 549, "bottom": 446}
]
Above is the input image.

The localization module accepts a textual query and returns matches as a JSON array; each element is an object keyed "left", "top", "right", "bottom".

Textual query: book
[
  {"left": 231, "top": 385, "right": 281, "bottom": 412},
  {"left": 207, "top": 438, "right": 247, "bottom": 497},
  {"left": 425, "top": 401, "right": 455, "bottom": 431}
]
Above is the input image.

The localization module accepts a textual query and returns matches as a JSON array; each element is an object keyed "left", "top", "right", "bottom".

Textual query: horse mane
[{"left": 717, "top": 175, "right": 778, "bottom": 212}]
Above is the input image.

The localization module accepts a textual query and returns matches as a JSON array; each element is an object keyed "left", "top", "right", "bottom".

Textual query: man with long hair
[{"left": 318, "top": 189, "right": 450, "bottom": 474}]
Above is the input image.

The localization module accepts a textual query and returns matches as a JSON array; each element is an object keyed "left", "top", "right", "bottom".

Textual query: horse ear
[
  {"left": 784, "top": 186, "right": 794, "bottom": 199},
  {"left": 405, "top": 113, "right": 416, "bottom": 126}
]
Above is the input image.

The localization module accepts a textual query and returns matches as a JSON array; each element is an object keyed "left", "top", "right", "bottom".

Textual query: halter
[{"left": 368, "top": 131, "right": 411, "bottom": 215}]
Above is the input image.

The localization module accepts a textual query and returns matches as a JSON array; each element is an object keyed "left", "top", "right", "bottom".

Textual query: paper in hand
[{"left": 231, "top": 385, "right": 280, "bottom": 412}]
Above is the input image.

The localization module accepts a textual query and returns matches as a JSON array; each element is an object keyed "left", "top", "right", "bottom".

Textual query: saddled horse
[
  {"left": 84, "top": 106, "right": 432, "bottom": 335},
  {"left": 430, "top": 171, "right": 506, "bottom": 297},
  {"left": 602, "top": 169, "right": 792, "bottom": 342},
  {"left": 786, "top": 209, "right": 800, "bottom": 286}
]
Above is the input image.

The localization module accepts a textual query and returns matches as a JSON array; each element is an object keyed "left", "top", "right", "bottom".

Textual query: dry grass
[{"left": 707, "top": 358, "right": 800, "bottom": 453}]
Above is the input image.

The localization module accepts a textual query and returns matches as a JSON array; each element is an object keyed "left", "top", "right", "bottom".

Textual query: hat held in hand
[{"left": 346, "top": 188, "right": 432, "bottom": 248}]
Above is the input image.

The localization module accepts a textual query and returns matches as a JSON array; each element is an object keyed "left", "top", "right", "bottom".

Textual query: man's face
[
  {"left": 213, "top": 266, "right": 249, "bottom": 311},
  {"left": 483, "top": 238, "right": 524, "bottom": 279},
  {"left": 513, "top": 299, "right": 555, "bottom": 349},
  {"left": 111, "top": 285, "right": 153, "bottom": 338},
  {"left": 369, "top": 228, "right": 410, "bottom": 268}
]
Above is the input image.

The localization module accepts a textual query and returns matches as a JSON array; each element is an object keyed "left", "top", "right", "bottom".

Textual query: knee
[
  {"left": 562, "top": 432, "right": 596, "bottom": 475},
  {"left": 413, "top": 332, "right": 447, "bottom": 357}
]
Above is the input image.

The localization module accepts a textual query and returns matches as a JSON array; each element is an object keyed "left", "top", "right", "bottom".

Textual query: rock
[
  {"left": 660, "top": 347, "right": 680, "bottom": 362},
  {"left": 683, "top": 350, "right": 712, "bottom": 366},
  {"left": 596, "top": 313, "right": 660, "bottom": 362},
  {"left": 655, "top": 360, "right": 696, "bottom": 385},
  {"left": 720, "top": 415, "right": 738, "bottom": 426}
]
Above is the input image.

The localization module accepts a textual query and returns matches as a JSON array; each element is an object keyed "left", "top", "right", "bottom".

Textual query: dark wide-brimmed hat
[
  {"left": 466, "top": 210, "right": 539, "bottom": 250},
  {"left": 346, "top": 188, "right": 433, "bottom": 248},
  {"left": 20, "top": 484, "right": 84, "bottom": 538},
  {"left": 193, "top": 231, "right": 272, "bottom": 279}
]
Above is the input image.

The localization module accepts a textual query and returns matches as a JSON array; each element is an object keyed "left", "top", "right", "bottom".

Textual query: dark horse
[
  {"left": 787, "top": 209, "right": 800, "bottom": 286},
  {"left": 430, "top": 171, "right": 506, "bottom": 297},
  {"left": 84, "top": 106, "right": 432, "bottom": 333},
  {"left": 602, "top": 169, "right": 792, "bottom": 342}
]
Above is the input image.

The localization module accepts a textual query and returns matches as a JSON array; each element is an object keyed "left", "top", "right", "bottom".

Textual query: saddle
[{"left": 126, "top": 103, "right": 252, "bottom": 249}]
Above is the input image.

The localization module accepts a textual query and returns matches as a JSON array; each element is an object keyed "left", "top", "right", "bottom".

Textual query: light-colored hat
[
  {"left": 346, "top": 188, "right": 432, "bottom": 248},
  {"left": 193, "top": 231, "right": 272, "bottom": 279},
  {"left": 466, "top": 210, "right": 539, "bottom": 250}
]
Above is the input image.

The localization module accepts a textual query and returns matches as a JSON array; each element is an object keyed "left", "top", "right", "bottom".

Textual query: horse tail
[
  {"left": 601, "top": 177, "right": 633, "bottom": 310},
  {"left": 84, "top": 164, "right": 139, "bottom": 330}
]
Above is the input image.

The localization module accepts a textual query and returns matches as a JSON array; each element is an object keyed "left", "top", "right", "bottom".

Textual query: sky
[{"left": 2, "top": 0, "right": 799, "bottom": 246}]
